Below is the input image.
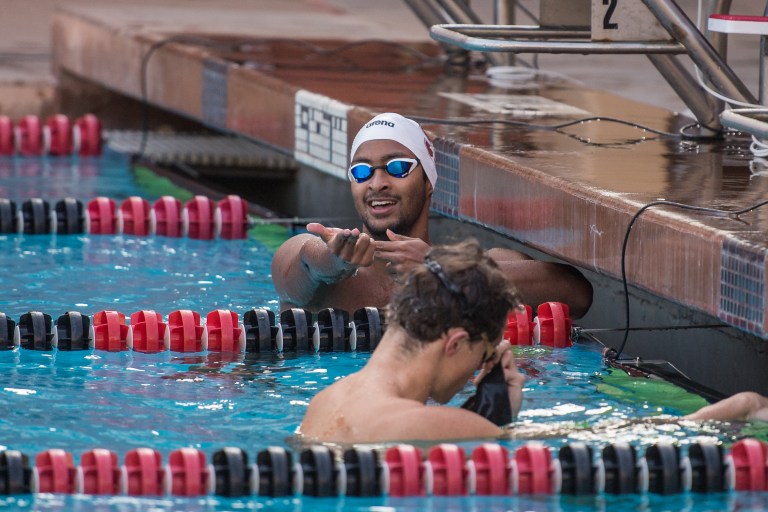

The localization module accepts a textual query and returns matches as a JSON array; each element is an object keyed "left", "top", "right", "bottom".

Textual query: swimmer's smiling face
[{"left": 350, "top": 139, "right": 432, "bottom": 239}]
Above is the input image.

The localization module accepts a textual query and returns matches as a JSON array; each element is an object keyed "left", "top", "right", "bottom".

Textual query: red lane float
[
  {"left": 183, "top": 196, "right": 215, "bottom": 240},
  {"left": 34, "top": 449, "right": 76, "bottom": 494},
  {"left": 92, "top": 310, "right": 130, "bottom": 352},
  {"left": 205, "top": 310, "right": 244, "bottom": 353},
  {"left": 79, "top": 449, "right": 120, "bottom": 495},
  {"left": 167, "top": 448, "right": 209, "bottom": 497},
  {"left": 73, "top": 114, "right": 102, "bottom": 157},
  {"left": 167, "top": 310, "right": 205, "bottom": 352},
  {"left": 119, "top": 197, "right": 151, "bottom": 236},
  {"left": 86, "top": 197, "right": 117, "bottom": 235},
  {"left": 16, "top": 115, "right": 43, "bottom": 156},
  {"left": 471, "top": 443, "right": 510, "bottom": 495},
  {"left": 729, "top": 439, "right": 768, "bottom": 491},
  {"left": 0, "top": 116, "right": 13, "bottom": 156},
  {"left": 123, "top": 448, "right": 164, "bottom": 496},
  {"left": 384, "top": 445, "right": 423, "bottom": 497},
  {"left": 515, "top": 443, "right": 553, "bottom": 494},
  {"left": 0, "top": 113, "right": 101, "bottom": 156},
  {"left": 215, "top": 195, "right": 249, "bottom": 240},
  {"left": 533, "top": 302, "right": 573, "bottom": 348},
  {"left": 129, "top": 310, "right": 169, "bottom": 353},
  {"left": 43, "top": 114, "right": 73, "bottom": 156},
  {"left": 504, "top": 305, "right": 535, "bottom": 345},
  {"left": 151, "top": 196, "right": 183, "bottom": 237},
  {"left": 427, "top": 444, "right": 466, "bottom": 496}
]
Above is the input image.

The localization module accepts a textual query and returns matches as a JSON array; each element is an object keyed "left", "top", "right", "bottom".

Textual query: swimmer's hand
[
  {"left": 475, "top": 340, "right": 525, "bottom": 420},
  {"left": 306, "top": 223, "right": 375, "bottom": 268},
  {"left": 373, "top": 229, "right": 431, "bottom": 280}
]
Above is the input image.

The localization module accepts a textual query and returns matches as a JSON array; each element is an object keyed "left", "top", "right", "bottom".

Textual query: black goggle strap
[
  {"left": 424, "top": 256, "right": 469, "bottom": 311},
  {"left": 425, "top": 257, "right": 496, "bottom": 356}
]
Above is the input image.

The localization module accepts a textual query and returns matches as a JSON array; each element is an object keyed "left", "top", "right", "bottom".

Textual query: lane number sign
[{"left": 591, "top": 0, "right": 672, "bottom": 41}]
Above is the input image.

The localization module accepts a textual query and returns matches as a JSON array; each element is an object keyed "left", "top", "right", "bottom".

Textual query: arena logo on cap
[{"left": 365, "top": 120, "right": 395, "bottom": 128}]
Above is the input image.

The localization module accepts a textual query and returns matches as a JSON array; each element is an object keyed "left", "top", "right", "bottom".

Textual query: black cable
[
  {"left": 134, "top": 35, "right": 230, "bottom": 164},
  {"left": 409, "top": 115, "right": 723, "bottom": 143},
  {"left": 578, "top": 324, "right": 727, "bottom": 333},
  {"left": 680, "top": 121, "right": 722, "bottom": 138},
  {"left": 615, "top": 198, "right": 768, "bottom": 359}
]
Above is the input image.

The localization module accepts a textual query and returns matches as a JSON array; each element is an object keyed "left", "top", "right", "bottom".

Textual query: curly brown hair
[{"left": 387, "top": 240, "right": 523, "bottom": 346}]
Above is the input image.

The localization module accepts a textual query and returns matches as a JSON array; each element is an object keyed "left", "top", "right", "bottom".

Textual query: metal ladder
[{"left": 404, "top": 0, "right": 764, "bottom": 133}]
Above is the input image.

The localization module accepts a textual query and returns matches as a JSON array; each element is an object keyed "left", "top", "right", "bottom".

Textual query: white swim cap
[{"left": 350, "top": 113, "right": 437, "bottom": 187}]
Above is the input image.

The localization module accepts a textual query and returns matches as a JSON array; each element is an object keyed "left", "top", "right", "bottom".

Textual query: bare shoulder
[
  {"left": 301, "top": 384, "right": 503, "bottom": 443},
  {"left": 385, "top": 405, "right": 503, "bottom": 441},
  {"left": 273, "top": 233, "right": 316, "bottom": 263}
]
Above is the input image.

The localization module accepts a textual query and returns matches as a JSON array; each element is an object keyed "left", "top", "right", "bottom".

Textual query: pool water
[{"left": 0, "top": 151, "right": 764, "bottom": 511}]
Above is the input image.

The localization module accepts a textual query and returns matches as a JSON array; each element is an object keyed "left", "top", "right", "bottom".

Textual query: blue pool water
[{"left": 0, "top": 151, "right": 764, "bottom": 511}]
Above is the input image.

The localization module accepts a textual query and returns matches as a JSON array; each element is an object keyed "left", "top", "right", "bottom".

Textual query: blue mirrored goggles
[{"left": 347, "top": 157, "right": 420, "bottom": 183}]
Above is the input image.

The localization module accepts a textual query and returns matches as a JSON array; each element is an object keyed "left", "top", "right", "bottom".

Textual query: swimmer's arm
[
  {"left": 271, "top": 225, "right": 375, "bottom": 307},
  {"left": 487, "top": 248, "right": 593, "bottom": 319},
  {"left": 685, "top": 392, "right": 768, "bottom": 421},
  {"left": 271, "top": 234, "right": 352, "bottom": 307}
]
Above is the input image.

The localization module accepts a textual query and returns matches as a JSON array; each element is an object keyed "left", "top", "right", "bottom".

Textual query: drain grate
[{"left": 106, "top": 131, "right": 297, "bottom": 171}]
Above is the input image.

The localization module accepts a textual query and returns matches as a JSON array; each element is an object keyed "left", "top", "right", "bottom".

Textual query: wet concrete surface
[
  {"left": 204, "top": 34, "right": 768, "bottom": 233},
  {"left": 1, "top": 1, "right": 763, "bottom": 112}
]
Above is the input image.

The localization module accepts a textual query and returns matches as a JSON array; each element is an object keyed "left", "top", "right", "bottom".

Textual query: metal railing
[{"left": 404, "top": 0, "right": 763, "bottom": 132}]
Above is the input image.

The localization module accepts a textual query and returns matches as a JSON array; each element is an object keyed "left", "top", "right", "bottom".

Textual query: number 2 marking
[{"left": 603, "top": 0, "right": 619, "bottom": 30}]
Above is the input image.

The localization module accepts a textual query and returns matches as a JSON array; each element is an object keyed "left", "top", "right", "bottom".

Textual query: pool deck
[{"left": 9, "top": 1, "right": 768, "bottom": 392}]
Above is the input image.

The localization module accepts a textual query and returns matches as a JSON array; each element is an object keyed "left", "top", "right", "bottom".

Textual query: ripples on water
[{"left": 0, "top": 153, "right": 764, "bottom": 510}]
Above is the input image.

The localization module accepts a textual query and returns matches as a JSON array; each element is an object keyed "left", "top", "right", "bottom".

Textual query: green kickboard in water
[
  {"left": 597, "top": 369, "right": 710, "bottom": 416},
  {"left": 132, "top": 166, "right": 195, "bottom": 202},
  {"left": 247, "top": 223, "right": 289, "bottom": 253}
]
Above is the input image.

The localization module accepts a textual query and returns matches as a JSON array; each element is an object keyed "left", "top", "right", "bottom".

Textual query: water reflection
[{"left": 0, "top": 491, "right": 764, "bottom": 512}]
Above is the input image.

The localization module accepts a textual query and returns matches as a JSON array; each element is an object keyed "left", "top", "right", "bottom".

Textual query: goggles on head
[{"left": 347, "top": 157, "right": 420, "bottom": 184}]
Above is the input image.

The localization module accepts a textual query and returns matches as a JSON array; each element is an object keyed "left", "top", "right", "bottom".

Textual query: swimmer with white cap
[
  {"left": 349, "top": 112, "right": 438, "bottom": 189},
  {"left": 271, "top": 112, "right": 593, "bottom": 317}
]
